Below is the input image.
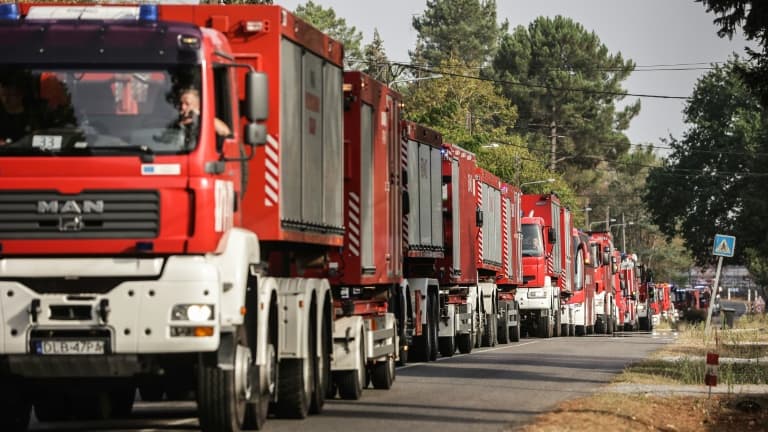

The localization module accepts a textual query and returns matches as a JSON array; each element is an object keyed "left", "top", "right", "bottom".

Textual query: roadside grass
[
  {"left": 619, "top": 314, "right": 768, "bottom": 386},
  {"left": 512, "top": 314, "right": 768, "bottom": 432}
]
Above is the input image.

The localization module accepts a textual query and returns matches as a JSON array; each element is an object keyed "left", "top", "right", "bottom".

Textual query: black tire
[
  {"left": 595, "top": 318, "right": 605, "bottom": 334},
  {"left": 481, "top": 313, "right": 496, "bottom": 347},
  {"left": 607, "top": 316, "right": 614, "bottom": 335},
  {"left": 569, "top": 324, "right": 576, "bottom": 336},
  {"left": 397, "top": 343, "right": 409, "bottom": 366},
  {"left": 370, "top": 356, "right": 395, "bottom": 390},
  {"left": 275, "top": 358, "right": 312, "bottom": 418},
  {"left": 553, "top": 310, "right": 561, "bottom": 337},
  {"left": 438, "top": 336, "right": 456, "bottom": 357},
  {"left": 429, "top": 292, "right": 439, "bottom": 361},
  {"left": 639, "top": 317, "right": 650, "bottom": 331},
  {"left": 457, "top": 333, "right": 473, "bottom": 354},
  {"left": 33, "top": 394, "right": 70, "bottom": 422},
  {"left": 197, "top": 327, "right": 265, "bottom": 432},
  {"left": 575, "top": 325, "right": 586, "bottom": 336},
  {"left": 537, "top": 314, "right": 552, "bottom": 338},
  {"left": 0, "top": 390, "right": 30, "bottom": 432},
  {"left": 587, "top": 325, "right": 594, "bottom": 335},
  {"left": 497, "top": 319, "right": 509, "bottom": 344},
  {"left": 310, "top": 303, "right": 331, "bottom": 415},
  {"left": 510, "top": 324, "right": 520, "bottom": 342}
]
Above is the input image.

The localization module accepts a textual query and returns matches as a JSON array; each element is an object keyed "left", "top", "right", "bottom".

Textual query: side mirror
[
  {"left": 547, "top": 228, "right": 557, "bottom": 244},
  {"left": 245, "top": 72, "right": 268, "bottom": 122},
  {"left": 476, "top": 207, "right": 484, "bottom": 228}
]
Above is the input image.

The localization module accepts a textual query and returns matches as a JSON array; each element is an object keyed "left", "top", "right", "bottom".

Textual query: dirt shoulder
[{"left": 508, "top": 317, "right": 768, "bottom": 432}]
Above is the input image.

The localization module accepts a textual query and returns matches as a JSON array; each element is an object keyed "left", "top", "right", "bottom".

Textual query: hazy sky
[{"left": 276, "top": 0, "right": 754, "bottom": 149}]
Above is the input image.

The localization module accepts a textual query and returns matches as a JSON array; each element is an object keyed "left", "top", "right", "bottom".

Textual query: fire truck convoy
[{"left": 0, "top": 3, "right": 664, "bottom": 431}]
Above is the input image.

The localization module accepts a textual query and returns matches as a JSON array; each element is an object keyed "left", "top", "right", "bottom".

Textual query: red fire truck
[
  {"left": 518, "top": 193, "right": 572, "bottom": 338},
  {"left": 570, "top": 229, "right": 596, "bottom": 335},
  {"left": 0, "top": 3, "right": 409, "bottom": 431},
  {"left": 618, "top": 254, "right": 639, "bottom": 331},
  {"left": 589, "top": 231, "right": 617, "bottom": 334}
]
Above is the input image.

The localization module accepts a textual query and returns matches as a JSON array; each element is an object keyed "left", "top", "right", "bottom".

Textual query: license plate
[{"left": 34, "top": 339, "right": 106, "bottom": 355}]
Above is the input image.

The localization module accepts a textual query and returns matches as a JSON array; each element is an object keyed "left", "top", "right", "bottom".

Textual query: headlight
[
  {"left": 637, "top": 304, "right": 646, "bottom": 311},
  {"left": 528, "top": 289, "right": 547, "bottom": 299},
  {"left": 171, "top": 304, "right": 214, "bottom": 322}
]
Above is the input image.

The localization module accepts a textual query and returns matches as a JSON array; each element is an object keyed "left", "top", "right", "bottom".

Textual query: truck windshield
[
  {"left": 0, "top": 65, "right": 202, "bottom": 156},
  {"left": 521, "top": 223, "right": 544, "bottom": 257}
]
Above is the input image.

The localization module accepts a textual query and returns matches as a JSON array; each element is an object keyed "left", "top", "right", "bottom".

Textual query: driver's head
[{"left": 179, "top": 88, "right": 200, "bottom": 118}]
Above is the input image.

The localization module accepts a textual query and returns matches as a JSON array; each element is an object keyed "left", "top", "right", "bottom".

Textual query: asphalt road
[{"left": 30, "top": 332, "right": 675, "bottom": 432}]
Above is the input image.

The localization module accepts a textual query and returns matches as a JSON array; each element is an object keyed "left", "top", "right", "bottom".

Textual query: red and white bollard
[{"left": 705, "top": 352, "right": 719, "bottom": 397}]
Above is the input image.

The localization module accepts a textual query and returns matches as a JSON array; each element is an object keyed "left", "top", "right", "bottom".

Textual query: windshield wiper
[{"left": 84, "top": 145, "right": 155, "bottom": 162}]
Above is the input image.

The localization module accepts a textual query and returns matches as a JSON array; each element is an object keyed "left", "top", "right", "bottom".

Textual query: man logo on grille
[{"left": 37, "top": 200, "right": 104, "bottom": 214}]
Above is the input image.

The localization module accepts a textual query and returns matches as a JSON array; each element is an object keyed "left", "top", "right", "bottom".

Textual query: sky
[{"left": 276, "top": 0, "right": 755, "bottom": 150}]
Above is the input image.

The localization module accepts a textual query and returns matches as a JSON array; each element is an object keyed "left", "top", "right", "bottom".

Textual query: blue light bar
[
  {"left": 138, "top": 4, "right": 158, "bottom": 21},
  {"left": 0, "top": 3, "right": 20, "bottom": 20}
]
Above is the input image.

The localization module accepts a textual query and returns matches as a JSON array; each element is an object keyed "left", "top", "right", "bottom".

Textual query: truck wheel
[
  {"left": 438, "top": 336, "right": 456, "bottom": 357},
  {"left": 310, "top": 304, "right": 331, "bottom": 415},
  {"left": 639, "top": 317, "right": 649, "bottom": 331},
  {"left": 606, "top": 317, "right": 614, "bottom": 335},
  {"left": 456, "top": 333, "right": 473, "bottom": 354},
  {"left": 337, "top": 328, "right": 365, "bottom": 400},
  {"left": 429, "top": 293, "right": 439, "bottom": 361},
  {"left": 482, "top": 313, "right": 497, "bottom": 347},
  {"left": 575, "top": 325, "right": 586, "bottom": 336},
  {"left": 197, "top": 326, "right": 265, "bottom": 432},
  {"left": 33, "top": 393, "right": 70, "bottom": 422},
  {"left": 587, "top": 325, "right": 594, "bottom": 335},
  {"left": 510, "top": 324, "right": 520, "bottom": 342},
  {"left": 538, "top": 314, "right": 553, "bottom": 338},
  {"left": 397, "top": 344, "right": 409, "bottom": 366},
  {"left": 497, "top": 320, "right": 509, "bottom": 344},
  {"left": 370, "top": 356, "right": 395, "bottom": 390},
  {"left": 595, "top": 318, "right": 605, "bottom": 334},
  {"left": 110, "top": 387, "right": 136, "bottom": 418}
]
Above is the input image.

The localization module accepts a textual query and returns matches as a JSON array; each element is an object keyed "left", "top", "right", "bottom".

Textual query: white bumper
[{"left": 0, "top": 256, "right": 221, "bottom": 355}]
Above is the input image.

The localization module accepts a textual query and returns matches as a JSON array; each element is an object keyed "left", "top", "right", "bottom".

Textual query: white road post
[{"left": 704, "top": 256, "right": 723, "bottom": 339}]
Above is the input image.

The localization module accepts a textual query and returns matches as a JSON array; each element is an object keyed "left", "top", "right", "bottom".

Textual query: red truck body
[
  {"left": 519, "top": 193, "right": 570, "bottom": 337},
  {"left": 589, "top": 231, "right": 617, "bottom": 333},
  {"left": 569, "top": 229, "right": 596, "bottom": 335}
]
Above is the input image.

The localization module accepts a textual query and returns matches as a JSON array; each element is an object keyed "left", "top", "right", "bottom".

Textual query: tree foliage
[
  {"left": 491, "top": 16, "right": 639, "bottom": 193},
  {"left": 411, "top": 0, "right": 508, "bottom": 67},
  {"left": 698, "top": 0, "right": 768, "bottom": 106},
  {"left": 402, "top": 59, "right": 517, "bottom": 153},
  {"left": 644, "top": 60, "right": 767, "bottom": 282},
  {"left": 293, "top": 1, "right": 363, "bottom": 70}
]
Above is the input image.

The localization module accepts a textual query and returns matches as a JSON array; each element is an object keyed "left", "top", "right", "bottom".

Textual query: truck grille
[{"left": 0, "top": 191, "right": 159, "bottom": 239}]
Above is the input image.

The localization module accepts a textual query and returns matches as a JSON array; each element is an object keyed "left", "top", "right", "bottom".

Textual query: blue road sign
[{"left": 713, "top": 234, "right": 736, "bottom": 257}]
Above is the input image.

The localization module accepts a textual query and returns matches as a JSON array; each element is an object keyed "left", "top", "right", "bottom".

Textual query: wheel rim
[
  {"left": 234, "top": 344, "right": 251, "bottom": 421},
  {"left": 264, "top": 343, "right": 277, "bottom": 396}
]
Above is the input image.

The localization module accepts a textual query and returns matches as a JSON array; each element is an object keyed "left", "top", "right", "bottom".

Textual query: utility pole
[
  {"left": 550, "top": 120, "right": 557, "bottom": 171},
  {"left": 621, "top": 213, "right": 627, "bottom": 252},
  {"left": 605, "top": 206, "right": 610, "bottom": 233},
  {"left": 585, "top": 199, "right": 590, "bottom": 228}
]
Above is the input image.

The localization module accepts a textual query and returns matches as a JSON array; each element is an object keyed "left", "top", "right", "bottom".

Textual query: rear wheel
[
  {"left": 370, "top": 356, "right": 395, "bottom": 390},
  {"left": 438, "top": 336, "right": 455, "bottom": 357},
  {"left": 310, "top": 304, "right": 330, "bottom": 415},
  {"left": 457, "top": 333, "right": 473, "bottom": 354},
  {"left": 497, "top": 318, "right": 509, "bottom": 344},
  {"left": 537, "top": 313, "right": 553, "bottom": 338},
  {"left": 429, "top": 292, "right": 439, "bottom": 361},
  {"left": 639, "top": 317, "right": 650, "bottom": 331},
  {"left": 575, "top": 325, "right": 586, "bottom": 336}
]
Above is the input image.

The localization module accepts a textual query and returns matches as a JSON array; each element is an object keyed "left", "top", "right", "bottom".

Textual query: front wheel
[
  {"left": 197, "top": 327, "right": 264, "bottom": 432},
  {"left": 370, "top": 356, "right": 395, "bottom": 390}
]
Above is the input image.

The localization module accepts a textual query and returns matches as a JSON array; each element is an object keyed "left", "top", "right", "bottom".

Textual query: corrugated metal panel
[
  {"left": 430, "top": 146, "right": 443, "bottom": 248},
  {"left": 505, "top": 197, "right": 512, "bottom": 276},
  {"left": 301, "top": 52, "right": 324, "bottom": 225},
  {"left": 361, "top": 104, "right": 374, "bottom": 270},
  {"left": 418, "top": 143, "right": 433, "bottom": 246},
  {"left": 551, "top": 201, "right": 562, "bottom": 273},
  {"left": 407, "top": 139, "right": 420, "bottom": 247},
  {"left": 323, "top": 63, "right": 344, "bottom": 229},
  {"left": 451, "top": 159, "right": 461, "bottom": 270},
  {"left": 280, "top": 39, "right": 302, "bottom": 222}
]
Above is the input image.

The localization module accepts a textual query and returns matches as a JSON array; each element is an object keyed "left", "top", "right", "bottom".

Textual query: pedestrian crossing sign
[{"left": 712, "top": 234, "right": 735, "bottom": 257}]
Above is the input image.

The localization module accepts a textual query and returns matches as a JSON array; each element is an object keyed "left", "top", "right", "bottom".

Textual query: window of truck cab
[{"left": 0, "top": 65, "right": 203, "bottom": 156}]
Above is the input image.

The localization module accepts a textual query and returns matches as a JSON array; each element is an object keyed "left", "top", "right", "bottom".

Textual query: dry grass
[{"left": 511, "top": 314, "right": 768, "bottom": 432}]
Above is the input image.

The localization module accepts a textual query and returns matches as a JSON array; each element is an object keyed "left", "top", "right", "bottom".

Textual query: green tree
[
  {"left": 492, "top": 16, "right": 639, "bottom": 193},
  {"left": 411, "top": 0, "right": 508, "bottom": 67},
  {"left": 293, "top": 1, "right": 363, "bottom": 69},
  {"left": 402, "top": 59, "right": 517, "bottom": 153},
  {"left": 361, "top": 29, "right": 403, "bottom": 83},
  {"left": 698, "top": 0, "right": 768, "bottom": 105},
  {"left": 644, "top": 59, "right": 768, "bottom": 290}
]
